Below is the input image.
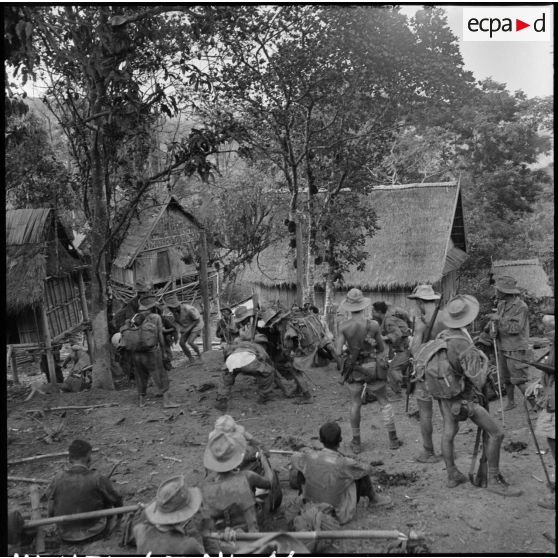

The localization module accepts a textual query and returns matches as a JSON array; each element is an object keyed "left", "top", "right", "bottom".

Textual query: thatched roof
[
  {"left": 6, "top": 208, "right": 82, "bottom": 314},
  {"left": 113, "top": 195, "right": 201, "bottom": 269},
  {"left": 240, "top": 182, "right": 466, "bottom": 291},
  {"left": 491, "top": 259, "right": 553, "bottom": 298}
]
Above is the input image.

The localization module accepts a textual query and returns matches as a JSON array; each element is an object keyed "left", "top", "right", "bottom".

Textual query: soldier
[
  {"left": 526, "top": 302, "right": 555, "bottom": 509},
  {"left": 259, "top": 308, "right": 313, "bottom": 403},
  {"left": 408, "top": 284, "right": 445, "bottom": 463},
  {"left": 46, "top": 440, "right": 123, "bottom": 543},
  {"left": 430, "top": 294, "right": 522, "bottom": 496},
  {"left": 123, "top": 294, "right": 179, "bottom": 408},
  {"left": 371, "top": 301, "right": 412, "bottom": 401},
  {"left": 202, "top": 430, "right": 272, "bottom": 531},
  {"left": 290, "top": 422, "right": 392, "bottom": 530},
  {"left": 336, "top": 288, "right": 402, "bottom": 453},
  {"left": 486, "top": 276, "right": 531, "bottom": 411},
  {"left": 165, "top": 294, "right": 204, "bottom": 364}
]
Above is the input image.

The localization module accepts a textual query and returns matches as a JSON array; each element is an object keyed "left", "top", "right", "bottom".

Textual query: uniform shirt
[
  {"left": 496, "top": 296, "right": 529, "bottom": 352},
  {"left": 381, "top": 309, "right": 410, "bottom": 352},
  {"left": 132, "top": 508, "right": 218, "bottom": 555},
  {"left": 290, "top": 448, "right": 371, "bottom": 524},
  {"left": 47, "top": 464, "right": 122, "bottom": 542}
]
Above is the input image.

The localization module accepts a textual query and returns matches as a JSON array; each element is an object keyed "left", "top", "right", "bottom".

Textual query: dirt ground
[{"left": 7, "top": 347, "right": 556, "bottom": 555}]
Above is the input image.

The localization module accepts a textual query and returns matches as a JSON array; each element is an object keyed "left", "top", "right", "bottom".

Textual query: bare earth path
[{"left": 7, "top": 350, "right": 556, "bottom": 554}]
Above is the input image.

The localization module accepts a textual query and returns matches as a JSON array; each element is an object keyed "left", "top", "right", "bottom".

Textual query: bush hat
[
  {"left": 440, "top": 294, "right": 479, "bottom": 328},
  {"left": 203, "top": 430, "right": 247, "bottom": 472},
  {"left": 164, "top": 294, "right": 181, "bottom": 308},
  {"left": 339, "top": 288, "right": 371, "bottom": 312},
  {"left": 407, "top": 284, "right": 441, "bottom": 301},
  {"left": 138, "top": 294, "right": 158, "bottom": 311},
  {"left": 225, "top": 350, "right": 256, "bottom": 372},
  {"left": 494, "top": 275, "right": 521, "bottom": 295},
  {"left": 210, "top": 414, "right": 247, "bottom": 439},
  {"left": 144, "top": 475, "right": 202, "bottom": 525},
  {"left": 234, "top": 306, "right": 254, "bottom": 323}
]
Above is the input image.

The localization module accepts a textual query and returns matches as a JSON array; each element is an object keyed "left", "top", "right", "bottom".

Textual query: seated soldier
[
  {"left": 209, "top": 414, "right": 260, "bottom": 466},
  {"left": 46, "top": 439, "right": 123, "bottom": 543},
  {"left": 202, "top": 430, "right": 272, "bottom": 531},
  {"left": 125, "top": 475, "right": 237, "bottom": 555},
  {"left": 289, "top": 422, "right": 392, "bottom": 528}
]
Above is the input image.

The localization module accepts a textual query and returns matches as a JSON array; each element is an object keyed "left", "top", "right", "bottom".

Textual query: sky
[{"left": 399, "top": 4, "right": 554, "bottom": 98}]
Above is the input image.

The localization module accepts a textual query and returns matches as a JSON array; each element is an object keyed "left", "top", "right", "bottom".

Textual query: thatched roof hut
[
  {"left": 491, "top": 259, "right": 553, "bottom": 298},
  {"left": 6, "top": 208, "right": 82, "bottom": 316},
  {"left": 239, "top": 182, "right": 467, "bottom": 310}
]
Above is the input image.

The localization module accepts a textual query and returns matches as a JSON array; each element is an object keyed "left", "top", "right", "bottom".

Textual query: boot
[
  {"left": 368, "top": 491, "right": 393, "bottom": 509},
  {"left": 416, "top": 448, "right": 443, "bottom": 463},
  {"left": 388, "top": 430, "right": 403, "bottom": 450},
  {"left": 138, "top": 395, "right": 146, "bottom": 408},
  {"left": 537, "top": 493, "right": 555, "bottom": 509},
  {"left": 447, "top": 468, "right": 467, "bottom": 488},
  {"left": 485, "top": 473, "right": 522, "bottom": 497},
  {"left": 163, "top": 392, "right": 179, "bottom": 408}
]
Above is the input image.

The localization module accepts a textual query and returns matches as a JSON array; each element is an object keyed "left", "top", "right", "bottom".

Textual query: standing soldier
[
  {"left": 371, "top": 301, "right": 412, "bottom": 401},
  {"left": 487, "top": 276, "right": 531, "bottom": 411},
  {"left": 426, "top": 294, "right": 521, "bottom": 496},
  {"left": 408, "top": 285, "right": 445, "bottom": 463},
  {"left": 526, "top": 302, "right": 555, "bottom": 509},
  {"left": 165, "top": 294, "right": 204, "bottom": 364},
  {"left": 121, "top": 294, "right": 179, "bottom": 408},
  {"left": 335, "top": 289, "right": 402, "bottom": 453}
]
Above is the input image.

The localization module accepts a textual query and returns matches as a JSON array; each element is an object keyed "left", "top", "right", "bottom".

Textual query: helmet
[{"left": 111, "top": 332, "right": 122, "bottom": 348}]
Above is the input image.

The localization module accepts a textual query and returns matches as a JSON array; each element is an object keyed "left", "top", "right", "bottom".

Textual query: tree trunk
[
  {"left": 89, "top": 93, "right": 114, "bottom": 390},
  {"left": 306, "top": 216, "right": 316, "bottom": 306},
  {"left": 324, "top": 241, "right": 337, "bottom": 335},
  {"left": 199, "top": 229, "right": 211, "bottom": 352},
  {"left": 295, "top": 215, "right": 305, "bottom": 306}
]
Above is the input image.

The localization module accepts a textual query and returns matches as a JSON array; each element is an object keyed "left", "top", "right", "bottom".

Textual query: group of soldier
[
  {"left": 116, "top": 276, "right": 554, "bottom": 506},
  {"left": 13, "top": 275, "right": 553, "bottom": 554}
]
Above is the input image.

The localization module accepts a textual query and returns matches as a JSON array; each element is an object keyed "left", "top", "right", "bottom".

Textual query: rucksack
[
  {"left": 415, "top": 331, "right": 489, "bottom": 399},
  {"left": 120, "top": 313, "right": 159, "bottom": 352}
]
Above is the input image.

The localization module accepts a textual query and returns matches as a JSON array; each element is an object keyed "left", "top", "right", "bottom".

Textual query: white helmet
[{"left": 111, "top": 332, "right": 122, "bottom": 348}]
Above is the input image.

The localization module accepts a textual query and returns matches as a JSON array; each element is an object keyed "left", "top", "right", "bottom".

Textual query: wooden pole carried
[
  {"left": 208, "top": 529, "right": 421, "bottom": 542},
  {"left": 8, "top": 448, "right": 99, "bottom": 466}
]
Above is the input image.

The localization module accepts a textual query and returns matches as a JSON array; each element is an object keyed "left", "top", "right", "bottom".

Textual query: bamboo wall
[{"left": 43, "top": 275, "right": 82, "bottom": 339}]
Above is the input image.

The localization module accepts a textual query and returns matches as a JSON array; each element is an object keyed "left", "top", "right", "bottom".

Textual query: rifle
[{"left": 504, "top": 355, "right": 555, "bottom": 375}]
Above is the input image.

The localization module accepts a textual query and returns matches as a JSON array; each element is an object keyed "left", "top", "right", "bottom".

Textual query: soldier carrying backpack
[
  {"left": 120, "top": 294, "right": 179, "bottom": 409},
  {"left": 415, "top": 294, "right": 521, "bottom": 497}
]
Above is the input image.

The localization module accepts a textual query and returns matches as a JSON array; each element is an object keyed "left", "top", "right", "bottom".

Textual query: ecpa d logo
[{"left": 463, "top": 7, "right": 552, "bottom": 41}]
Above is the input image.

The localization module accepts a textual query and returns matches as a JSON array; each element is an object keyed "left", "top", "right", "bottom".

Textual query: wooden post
[
  {"left": 199, "top": 229, "right": 211, "bottom": 352},
  {"left": 215, "top": 269, "right": 221, "bottom": 315},
  {"left": 295, "top": 214, "right": 305, "bottom": 307},
  {"left": 40, "top": 288, "right": 57, "bottom": 385},
  {"left": 9, "top": 346, "right": 20, "bottom": 384},
  {"left": 78, "top": 270, "right": 94, "bottom": 362},
  {"left": 30, "top": 484, "right": 45, "bottom": 554}
]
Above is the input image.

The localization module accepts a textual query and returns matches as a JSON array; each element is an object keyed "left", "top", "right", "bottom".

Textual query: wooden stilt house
[
  {"left": 6, "top": 208, "right": 91, "bottom": 383},
  {"left": 490, "top": 259, "right": 553, "bottom": 298}
]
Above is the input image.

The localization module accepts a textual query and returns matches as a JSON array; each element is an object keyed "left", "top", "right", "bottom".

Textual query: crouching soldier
[
  {"left": 289, "top": 421, "right": 392, "bottom": 552},
  {"left": 420, "top": 294, "right": 522, "bottom": 496}
]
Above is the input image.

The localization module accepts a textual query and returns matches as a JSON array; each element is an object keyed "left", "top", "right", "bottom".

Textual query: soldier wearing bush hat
[{"left": 486, "top": 275, "right": 531, "bottom": 411}]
